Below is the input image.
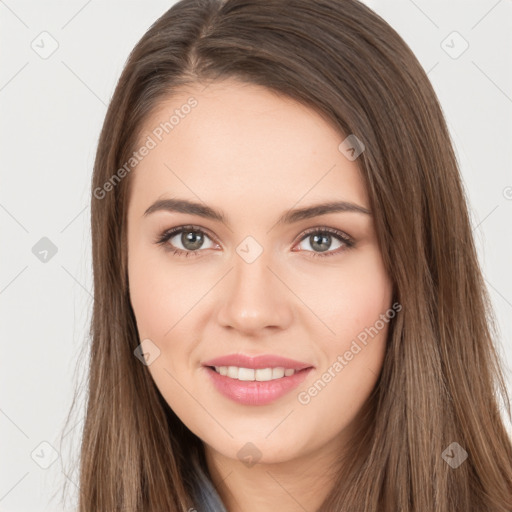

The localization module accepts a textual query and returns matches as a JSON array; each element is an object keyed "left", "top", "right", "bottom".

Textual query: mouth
[
  {"left": 206, "top": 365, "right": 311, "bottom": 382},
  {"left": 202, "top": 355, "right": 314, "bottom": 406}
]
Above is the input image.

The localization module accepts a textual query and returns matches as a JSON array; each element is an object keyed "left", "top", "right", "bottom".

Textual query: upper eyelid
[{"left": 299, "top": 226, "right": 352, "bottom": 240}]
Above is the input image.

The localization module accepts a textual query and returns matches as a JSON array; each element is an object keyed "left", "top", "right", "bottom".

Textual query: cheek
[
  {"left": 304, "top": 247, "right": 392, "bottom": 403},
  {"left": 128, "top": 263, "right": 168, "bottom": 337},
  {"left": 128, "top": 245, "right": 201, "bottom": 338},
  {"left": 127, "top": 244, "right": 211, "bottom": 387},
  {"left": 296, "top": 293, "right": 391, "bottom": 449},
  {"left": 298, "top": 245, "right": 392, "bottom": 343},
  {"left": 127, "top": 247, "right": 201, "bottom": 407}
]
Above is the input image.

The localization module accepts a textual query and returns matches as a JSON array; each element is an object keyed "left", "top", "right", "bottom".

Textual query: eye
[
  {"left": 155, "top": 225, "right": 354, "bottom": 258},
  {"left": 293, "top": 227, "right": 354, "bottom": 257},
  {"left": 155, "top": 225, "right": 218, "bottom": 257}
]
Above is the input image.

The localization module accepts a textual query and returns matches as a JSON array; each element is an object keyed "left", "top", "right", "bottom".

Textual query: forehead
[{"left": 128, "top": 78, "right": 368, "bottom": 216}]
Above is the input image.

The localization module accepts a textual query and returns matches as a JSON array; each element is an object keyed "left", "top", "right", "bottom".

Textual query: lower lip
[{"left": 204, "top": 366, "right": 313, "bottom": 406}]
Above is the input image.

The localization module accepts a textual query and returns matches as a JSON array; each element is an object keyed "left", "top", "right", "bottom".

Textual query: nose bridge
[{"left": 216, "top": 242, "right": 292, "bottom": 332}]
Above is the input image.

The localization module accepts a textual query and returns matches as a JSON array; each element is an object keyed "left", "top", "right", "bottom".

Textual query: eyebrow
[{"left": 143, "top": 198, "right": 371, "bottom": 225}]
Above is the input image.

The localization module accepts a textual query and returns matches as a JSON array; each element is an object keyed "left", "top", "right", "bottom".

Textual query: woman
[{"left": 65, "top": 0, "right": 512, "bottom": 510}]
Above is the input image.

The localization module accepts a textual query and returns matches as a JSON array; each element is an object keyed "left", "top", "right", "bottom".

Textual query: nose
[{"left": 216, "top": 251, "right": 294, "bottom": 335}]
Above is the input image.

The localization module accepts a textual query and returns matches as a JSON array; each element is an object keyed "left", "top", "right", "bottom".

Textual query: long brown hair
[{"left": 60, "top": 0, "right": 512, "bottom": 510}]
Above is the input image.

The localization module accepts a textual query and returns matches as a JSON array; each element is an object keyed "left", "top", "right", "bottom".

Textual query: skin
[{"left": 126, "top": 78, "right": 393, "bottom": 512}]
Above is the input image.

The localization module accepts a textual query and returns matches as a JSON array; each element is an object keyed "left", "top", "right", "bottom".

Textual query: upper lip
[{"left": 202, "top": 354, "right": 314, "bottom": 371}]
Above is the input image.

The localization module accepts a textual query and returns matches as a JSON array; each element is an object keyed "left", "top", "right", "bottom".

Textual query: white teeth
[
  {"left": 238, "top": 367, "right": 255, "bottom": 381},
  {"left": 255, "top": 368, "right": 272, "bottom": 381},
  {"left": 213, "top": 365, "right": 298, "bottom": 381},
  {"left": 272, "top": 367, "right": 285, "bottom": 379}
]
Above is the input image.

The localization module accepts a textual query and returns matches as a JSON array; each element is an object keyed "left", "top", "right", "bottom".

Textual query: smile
[
  {"left": 202, "top": 353, "right": 314, "bottom": 405},
  {"left": 211, "top": 365, "right": 299, "bottom": 381}
]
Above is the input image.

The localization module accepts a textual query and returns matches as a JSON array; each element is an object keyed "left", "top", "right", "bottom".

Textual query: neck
[{"left": 204, "top": 434, "right": 347, "bottom": 512}]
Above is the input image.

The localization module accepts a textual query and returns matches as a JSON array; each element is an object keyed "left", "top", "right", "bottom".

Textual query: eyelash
[{"left": 154, "top": 224, "right": 355, "bottom": 259}]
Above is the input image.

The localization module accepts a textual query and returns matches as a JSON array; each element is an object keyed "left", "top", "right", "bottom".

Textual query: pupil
[
  {"left": 182, "top": 231, "right": 204, "bottom": 250},
  {"left": 311, "top": 233, "right": 331, "bottom": 252}
]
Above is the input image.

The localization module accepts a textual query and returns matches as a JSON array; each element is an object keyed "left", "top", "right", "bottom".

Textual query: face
[{"left": 126, "top": 78, "right": 393, "bottom": 466}]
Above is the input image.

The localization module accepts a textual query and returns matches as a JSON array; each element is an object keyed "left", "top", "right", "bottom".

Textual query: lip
[
  {"left": 201, "top": 353, "right": 315, "bottom": 406},
  {"left": 204, "top": 366, "right": 314, "bottom": 406},
  {"left": 202, "top": 353, "right": 313, "bottom": 371}
]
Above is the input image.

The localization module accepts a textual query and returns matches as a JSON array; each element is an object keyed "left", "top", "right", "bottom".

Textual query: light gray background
[{"left": 1, "top": 1, "right": 511, "bottom": 510}]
